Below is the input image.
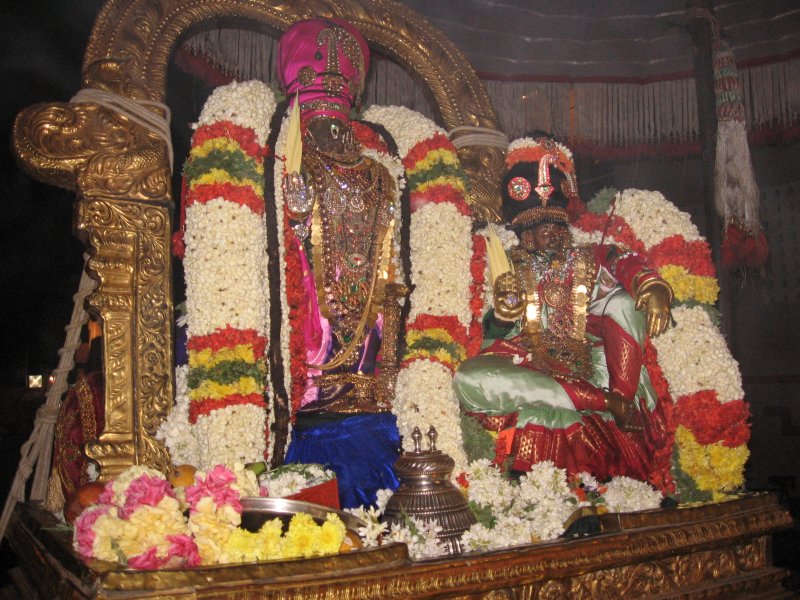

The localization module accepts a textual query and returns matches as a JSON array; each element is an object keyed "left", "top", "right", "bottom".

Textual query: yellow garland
[
  {"left": 223, "top": 519, "right": 283, "bottom": 562},
  {"left": 675, "top": 426, "right": 748, "bottom": 493},
  {"left": 189, "top": 377, "right": 262, "bottom": 402},
  {"left": 658, "top": 265, "right": 719, "bottom": 304},
  {"left": 190, "top": 137, "right": 253, "bottom": 160},
  {"left": 405, "top": 148, "right": 460, "bottom": 175},
  {"left": 189, "top": 344, "right": 256, "bottom": 369},
  {"left": 191, "top": 169, "right": 264, "bottom": 196},
  {"left": 414, "top": 175, "right": 468, "bottom": 195}
]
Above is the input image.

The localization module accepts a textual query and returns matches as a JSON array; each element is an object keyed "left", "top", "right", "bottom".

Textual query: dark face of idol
[
  {"left": 521, "top": 222, "right": 569, "bottom": 252},
  {"left": 305, "top": 116, "right": 349, "bottom": 155}
]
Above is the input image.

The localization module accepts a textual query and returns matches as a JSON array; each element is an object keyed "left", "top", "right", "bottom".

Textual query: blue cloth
[{"left": 285, "top": 413, "right": 401, "bottom": 508}]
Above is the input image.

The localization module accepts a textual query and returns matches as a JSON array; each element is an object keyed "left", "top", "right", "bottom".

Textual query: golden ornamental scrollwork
[
  {"left": 77, "top": 197, "right": 172, "bottom": 480},
  {"left": 13, "top": 95, "right": 170, "bottom": 202}
]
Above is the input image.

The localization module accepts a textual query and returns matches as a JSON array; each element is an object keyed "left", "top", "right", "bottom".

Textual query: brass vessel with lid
[{"left": 383, "top": 426, "right": 477, "bottom": 554}]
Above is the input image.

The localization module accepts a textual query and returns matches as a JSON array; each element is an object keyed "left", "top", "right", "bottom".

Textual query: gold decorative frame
[{"left": 12, "top": 0, "right": 505, "bottom": 479}]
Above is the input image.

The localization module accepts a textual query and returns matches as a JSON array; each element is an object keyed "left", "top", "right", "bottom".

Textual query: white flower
[
  {"left": 183, "top": 200, "right": 269, "bottom": 337},
  {"left": 195, "top": 80, "right": 276, "bottom": 145},
  {"left": 394, "top": 360, "right": 467, "bottom": 472},
  {"left": 193, "top": 405, "right": 267, "bottom": 470},
  {"left": 374, "top": 488, "right": 394, "bottom": 512},
  {"left": 651, "top": 305, "right": 744, "bottom": 402},
  {"left": 614, "top": 189, "right": 702, "bottom": 249},
  {"left": 157, "top": 365, "right": 199, "bottom": 466},
  {"left": 408, "top": 203, "right": 473, "bottom": 326},
  {"left": 363, "top": 105, "right": 444, "bottom": 159},
  {"left": 346, "top": 506, "right": 387, "bottom": 547},
  {"left": 463, "top": 459, "right": 515, "bottom": 512},
  {"left": 603, "top": 476, "right": 662, "bottom": 513},
  {"left": 231, "top": 463, "right": 260, "bottom": 497},
  {"left": 507, "top": 136, "right": 573, "bottom": 160}
]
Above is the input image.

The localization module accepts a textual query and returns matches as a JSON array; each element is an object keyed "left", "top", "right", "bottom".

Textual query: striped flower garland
[
  {"left": 573, "top": 188, "right": 749, "bottom": 499},
  {"left": 161, "top": 81, "right": 276, "bottom": 470},
  {"left": 365, "top": 106, "right": 484, "bottom": 471}
]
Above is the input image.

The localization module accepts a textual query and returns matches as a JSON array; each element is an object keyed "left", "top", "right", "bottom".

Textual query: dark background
[{"left": 1, "top": 0, "right": 798, "bottom": 590}]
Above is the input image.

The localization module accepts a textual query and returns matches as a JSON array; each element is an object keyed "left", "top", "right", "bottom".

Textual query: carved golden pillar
[{"left": 13, "top": 61, "right": 173, "bottom": 480}]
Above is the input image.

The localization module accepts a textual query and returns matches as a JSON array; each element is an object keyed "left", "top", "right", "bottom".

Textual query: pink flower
[
  {"left": 97, "top": 481, "right": 116, "bottom": 505},
  {"left": 167, "top": 534, "right": 201, "bottom": 567},
  {"left": 185, "top": 465, "right": 242, "bottom": 513},
  {"left": 126, "top": 535, "right": 200, "bottom": 570},
  {"left": 119, "top": 475, "right": 176, "bottom": 519},
  {"left": 73, "top": 505, "right": 110, "bottom": 558},
  {"left": 128, "top": 546, "right": 169, "bottom": 570}
]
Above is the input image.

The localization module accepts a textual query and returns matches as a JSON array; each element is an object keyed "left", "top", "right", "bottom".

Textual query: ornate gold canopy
[{"left": 12, "top": 0, "right": 504, "bottom": 479}]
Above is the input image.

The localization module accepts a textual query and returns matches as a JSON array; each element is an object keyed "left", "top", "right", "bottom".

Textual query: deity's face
[
  {"left": 521, "top": 222, "right": 569, "bottom": 252},
  {"left": 305, "top": 116, "right": 350, "bottom": 156}
]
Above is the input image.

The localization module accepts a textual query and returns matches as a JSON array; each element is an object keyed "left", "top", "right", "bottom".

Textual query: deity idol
[
  {"left": 276, "top": 18, "right": 402, "bottom": 506},
  {"left": 454, "top": 136, "right": 673, "bottom": 481}
]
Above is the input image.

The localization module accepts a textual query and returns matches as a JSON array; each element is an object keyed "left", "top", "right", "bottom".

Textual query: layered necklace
[
  {"left": 303, "top": 142, "right": 396, "bottom": 369},
  {"left": 511, "top": 245, "right": 597, "bottom": 380}
]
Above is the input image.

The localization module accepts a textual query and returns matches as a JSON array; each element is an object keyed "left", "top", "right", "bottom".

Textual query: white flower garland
[
  {"left": 364, "top": 106, "right": 474, "bottom": 473},
  {"left": 407, "top": 203, "right": 473, "bottom": 326},
  {"left": 165, "top": 80, "right": 276, "bottom": 469},
  {"left": 393, "top": 360, "right": 468, "bottom": 470},
  {"left": 613, "top": 189, "right": 703, "bottom": 249},
  {"left": 651, "top": 305, "right": 744, "bottom": 402},
  {"left": 576, "top": 188, "right": 743, "bottom": 406},
  {"left": 156, "top": 365, "right": 198, "bottom": 466},
  {"left": 183, "top": 200, "right": 269, "bottom": 337},
  {"left": 195, "top": 80, "right": 275, "bottom": 145},
  {"left": 363, "top": 105, "right": 442, "bottom": 158}
]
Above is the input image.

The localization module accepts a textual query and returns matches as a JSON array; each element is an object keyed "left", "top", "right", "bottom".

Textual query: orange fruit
[
  {"left": 76, "top": 481, "right": 105, "bottom": 507},
  {"left": 64, "top": 481, "right": 106, "bottom": 524},
  {"left": 168, "top": 464, "right": 197, "bottom": 488},
  {"left": 339, "top": 530, "right": 363, "bottom": 553}
]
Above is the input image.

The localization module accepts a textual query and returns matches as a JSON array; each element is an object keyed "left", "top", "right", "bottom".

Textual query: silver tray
[{"left": 240, "top": 497, "right": 365, "bottom": 534}]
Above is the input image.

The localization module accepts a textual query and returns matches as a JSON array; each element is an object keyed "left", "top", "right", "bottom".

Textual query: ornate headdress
[
  {"left": 277, "top": 17, "right": 370, "bottom": 123},
  {"left": 501, "top": 135, "right": 582, "bottom": 230}
]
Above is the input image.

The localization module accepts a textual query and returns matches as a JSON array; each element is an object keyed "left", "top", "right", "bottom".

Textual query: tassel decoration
[{"left": 712, "top": 31, "right": 768, "bottom": 270}]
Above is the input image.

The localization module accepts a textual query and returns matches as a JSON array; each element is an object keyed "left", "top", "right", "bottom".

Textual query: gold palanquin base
[{"left": 5, "top": 494, "right": 794, "bottom": 599}]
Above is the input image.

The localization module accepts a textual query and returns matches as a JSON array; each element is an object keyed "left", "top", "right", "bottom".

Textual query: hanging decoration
[{"left": 707, "top": 16, "right": 770, "bottom": 270}]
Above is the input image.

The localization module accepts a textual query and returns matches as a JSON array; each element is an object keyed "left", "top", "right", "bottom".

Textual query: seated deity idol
[
  {"left": 454, "top": 135, "right": 673, "bottom": 481},
  {"left": 276, "top": 18, "right": 402, "bottom": 506}
]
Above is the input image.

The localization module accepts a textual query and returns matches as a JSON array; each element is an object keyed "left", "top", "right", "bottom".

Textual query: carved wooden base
[{"left": 5, "top": 494, "right": 793, "bottom": 599}]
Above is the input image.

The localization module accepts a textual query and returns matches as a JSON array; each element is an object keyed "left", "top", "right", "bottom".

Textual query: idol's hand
[
  {"left": 604, "top": 391, "right": 643, "bottom": 433},
  {"left": 635, "top": 278, "right": 673, "bottom": 337},
  {"left": 494, "top": 272, "right": 525, "bottom": 322}
]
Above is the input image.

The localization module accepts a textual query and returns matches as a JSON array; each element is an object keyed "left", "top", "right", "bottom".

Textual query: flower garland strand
[
  {"left": 161, "top": 81, "right": 276, "bottom": 470},
  {"left": 364, "top": 105, "right": 482, "bottom": 471}
]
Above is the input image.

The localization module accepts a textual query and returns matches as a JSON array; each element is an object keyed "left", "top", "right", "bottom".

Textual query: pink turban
[{"left": 277, "top": 18, "right": 370, "bottom": 123}]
